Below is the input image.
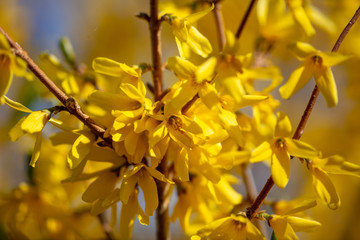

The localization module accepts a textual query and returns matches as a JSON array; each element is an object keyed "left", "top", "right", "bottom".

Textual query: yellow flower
[
  {"left": 251, "top": 111, "right": 319, "bottom": 188},
  {"left": 257, "top": 0, "right": 295, "bottom": 41},
  {"left": 148, "top": 111, "right": 202, "bottom": 160},
  {"left": 9, "top": 109, "right": 50, "bottom": 167},
  {"left": 40, "top": 53, "right": 80, "bottom": 95},
  {"left": 172, "top": 175, "right": 241, "bottom": 235},
  {"left": 286, "top": 0, "right": 315, "bottom": 36},
  {"left": 167, "top": 4, "right": 213, "bottom": 58},
  {"left": 120, "top": 189, "right": 149, "bottom": 240},
  {"left": 214, "top": 32, "right": 269, "bottom": 109},
  {"left": 307, "top": 155, "right": 360, "bottom": 209},
  {"left": 192, "top": 214, "right": 264, "bottom": 240},
  {"left": 120, "top": 164, "right": 173, "bottom": 216},
  {"left": 0, "top": 33, "right": 31, "bottom": 104},
  {"left": 165, "top": 56, "right": 217, "bottom": 115},
  {"left": 279, "top": 42, "right": 349, "bottom": 107},
  {"left": 269, "top": 215, "right": 321, "bottom": 240}
]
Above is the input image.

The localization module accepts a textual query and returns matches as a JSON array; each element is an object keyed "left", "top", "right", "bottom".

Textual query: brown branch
[
  {"left": 156, "top": 157, "right": 171, "bottom": 240},
  {"left": 148, "top": 1, "right": 169, "bottom": 240},
  {"left": 246, "top": 5, "right": 360, "bottom": 220},
  {"left": 240, "top": 164, "right": 268, "bottom": 236},
  {"left": 149, "top": 0, "right": 163, "bottom": 101},
  {"left": 0, "top": 27, "right": 111, "bottom": 144},
  {"left": 332, "top": 6, "right": 360, "bottom": 52},
  {"left": 97, "top": 213, "right": 116, "bottom": 240},
  {"left": 213, "top": 1, "right": 226, "bottom": 50},
  {"left": 235, "top": 0, "right": 257, "bottom": 39}
]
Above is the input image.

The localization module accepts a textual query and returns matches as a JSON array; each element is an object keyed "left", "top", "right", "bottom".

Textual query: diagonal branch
[
  {"left": 0, "top": 27, "right": 111, "bottom": 144},
  {"left": 246, "top": 5, "right": 360, "bottom": 220},
  {"left": 235, "top": 0, "right": 257, "bottom": 39}
]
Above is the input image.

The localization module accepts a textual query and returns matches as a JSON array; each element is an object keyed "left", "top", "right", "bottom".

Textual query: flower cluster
[{"left": 1, "top": 1, "right": 360, "bottom": 240}]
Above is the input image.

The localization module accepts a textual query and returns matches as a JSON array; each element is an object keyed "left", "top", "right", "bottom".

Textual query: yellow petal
[
  {"left": 211, "top": 178, "right": 242, "bottom": 205},
  {"left": 124, "top": 131, "right": 139, "bottom": 156},
  {"left": 172, "top": 18, "right": 188, "bottom": 42},
  {"left": 286, "top": 216, "right": 321, "bottom": 232},
  {"left": 91, "top": 188, "right": 121, "bottom": 215},
  {"left": 148, "top": 121, "right": 168, "bottom": 148},
  {"left": 311, "top": 167, "right": 340, "bottom": 209},
  {"left": 323, "top": 155, "right": 360, "bottom": 177},
  {"left": 138, "top": 170, "right": 158, "bottom": 216},
  {"left": 319, "top": 52, "right": 350, "bottom": 67},
  {"left": 285, "top": 199, "right": 317, "bottom": 215},
  {"left": 3, "top": 96, "right": 32, "bottom": 113},
  {"left": 285, "top": 138, "right": 319, "bottom": 159},
  {"left": 165, "top": 81, "right": 199, "bottom": 115},
  {"left": 29, "top": 132, "right": 42, "bottom": 167},
  {"left": 0, "top": 55, "right": 13, "bottom": 99},
  {"left": 145, "top": 165, "right": 174, "bottom": 184},
  {"left": 120, "top": 173, "right": 139, "bottom": 204},
  {"left": 288, "top": 1, "right": 315, "bottom": 36},
  {"left": 289, "top": 42, "right": 317, "bottom": 60},
  {"left": 198, "top": 83, "right": 219, "bottom": 110},
  {"left": 275, "top": 111, "right": 292, "bottom": 137},
  {"left": 88, "top": 90, "right": 138, "bottom": 111},
  {"left": 67, "top": 133, "right": 94, "bottom": 169},
  {"left": 307, "top": 5, "right": 336, "bottom": 34},
  {"left": 187, "top": 26, "right": 212, "bottom": 58},
  {"left": 314, "top": 66, "right": 338, "bottom": 107},
  {"left": 120, "top": 83, "right": 144, "bottom": 102},
  {"left": 186, "top": 4, "right": 214, "bottom": 24},
  {"left": 119, "top": 190, "right": 139, "bottom": 240},
  {"left": 82, "top": 172, "right": 118, "bottom": 203},
  {"left": 21, "top": 111, "right": 49, "bottom": 134},
  {"left": 245, "top": 219, "right": 266, "bottom": 240},
  {"left": 92, "top": 57, "right": 138, "bottom": 77},
  {"left": 195, "top": 57, "right": 217, "bottom": 84},
  {"left": 271, "top": 148, "right": 291, "bottom": 189},
  {"left": 215, "top": 151, "right": 250, "bottom": 170},
  {"left": 167, "top": 56, "right": 196, "bottom": 79},
  {"left": 8, "top": 117, "right": 26, "bottom": 141},
  {"left": 279, "top": 64, "right": 313, "bottom": 99},
  {"left": 251, "top": 141, "right": 272, "bottom": 163},
  {"left": 269, "top": 215, "right": 298, "bottom": 240}
]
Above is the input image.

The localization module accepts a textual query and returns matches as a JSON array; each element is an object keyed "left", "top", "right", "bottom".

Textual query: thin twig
[
  {"left": 97, "top": 213, "right": 116, "bottom": 240},
  {"left": 0, "top": 27, "right": 111, "bottom": 144},
  {"left": 246, "top": 5, "right": 360, "bottom": 220},
  {"left": 213, "top": 1, "right": 226, "bottom": 50},
  {"left": 235, "top": 0, "right": 257, "bottom": 39},
  {"left": 149, "top": 0, "right": 163, "bottom": 101},
  {"left": 240, "top": 164, "right": 268, "bottom": 236}
]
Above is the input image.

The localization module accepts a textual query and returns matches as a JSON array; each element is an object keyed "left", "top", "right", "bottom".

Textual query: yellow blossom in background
[
  {"left": 307, "top": 155, "right": 360, "bottom": 209},
  {"left": 192, "top": 214, "right": 264, "bottom": 240},
  {"left": 167, "top": 4, "right": 213, "bottom": 58},
  {"left": 0, "top": 33, "right": 31, "bottom": 104}
]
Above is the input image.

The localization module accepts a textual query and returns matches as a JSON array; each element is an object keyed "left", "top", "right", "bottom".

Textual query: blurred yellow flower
[
  {"left": 192, "top": 214, "right": 264, "bottom": 240},
  {"left": 0, "top": 33, "right": 31, "bottom": 104},
  {"left": 307, "top": 155, "right": 360, "bottom": 209}
]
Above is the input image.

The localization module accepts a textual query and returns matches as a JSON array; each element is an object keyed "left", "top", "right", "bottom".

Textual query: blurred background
[{"left": 0, "top": 0, "right": 359, "bottom": 239}]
